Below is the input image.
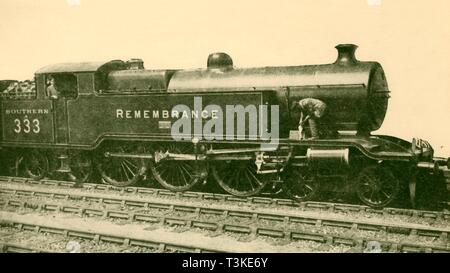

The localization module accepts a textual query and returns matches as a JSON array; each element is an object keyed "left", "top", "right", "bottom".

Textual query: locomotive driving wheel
[
  {"left": 150, "top": 144, "right": 203, "bottom": 191},
  {"left": 283, "top": 169, "right": 318, "bottom": 202},
  {"left": 19, "top": 150, "right": 49, "bottom": 180},
  {"left": 68, "top": 152, "right": 93, "bottom": 183},
  {"left": 97, "top": 145, "right": 146, "bottom": 187},
  {"left": 212, "top": 160, "right": 268, "bottom": 197},
  {"left": 355, "top": 165, "right": 400, "bottom": 208}
]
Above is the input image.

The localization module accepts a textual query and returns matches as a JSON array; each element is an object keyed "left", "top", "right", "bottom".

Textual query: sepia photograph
[{"left": 0, "top": 0, "right": 449, "bottom": 263}]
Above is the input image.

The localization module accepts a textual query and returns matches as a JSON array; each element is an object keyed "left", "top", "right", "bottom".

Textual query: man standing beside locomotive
[{"left": 295, "top": 98, "right": 332, "bottom": 140}]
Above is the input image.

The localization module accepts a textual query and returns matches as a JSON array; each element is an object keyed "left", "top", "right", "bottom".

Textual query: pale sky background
[{"left": 1, "top": 0, "right": 449, "bottom": 157}]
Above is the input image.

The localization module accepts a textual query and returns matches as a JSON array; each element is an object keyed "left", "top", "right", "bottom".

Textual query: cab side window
[{"left": 46, "top": 73, "right": 77, "bottom": 99}]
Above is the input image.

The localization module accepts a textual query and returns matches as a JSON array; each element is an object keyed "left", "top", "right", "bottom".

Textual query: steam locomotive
[{"left": 1, "top": 44, "right": 449, "bottom": 208}]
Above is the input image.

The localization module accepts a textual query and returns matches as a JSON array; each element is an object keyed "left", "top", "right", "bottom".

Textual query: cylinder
[{"left": 306, "top": 148, "right": 349, "bottom": 169}]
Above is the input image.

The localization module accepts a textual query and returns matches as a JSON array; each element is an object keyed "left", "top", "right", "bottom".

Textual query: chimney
[{"left": 334, "top": 44, "right": 358, "bottom": 65}]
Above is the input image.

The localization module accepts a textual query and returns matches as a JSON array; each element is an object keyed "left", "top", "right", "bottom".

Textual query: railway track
[
  {"left": 0, "top": 212, "right": 227, "bottom": 253},
  {"left": 1, "top": 175, "right": 449, "bottom": 221},
  {"left": 1, "top": 185, "right": 449, "bottom": 253},
  {"left": 0, "top": 242, "right": 55, "bottom": 253}
]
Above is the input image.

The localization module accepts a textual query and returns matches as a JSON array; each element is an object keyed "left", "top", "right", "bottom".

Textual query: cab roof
[{"left": 35, "top": 60, "right": 126, "bottom": 74}]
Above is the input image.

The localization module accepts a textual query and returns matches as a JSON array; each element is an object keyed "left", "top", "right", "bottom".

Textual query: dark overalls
[{"left": 297, "top": 98, "right": 328, "bottom": 139}]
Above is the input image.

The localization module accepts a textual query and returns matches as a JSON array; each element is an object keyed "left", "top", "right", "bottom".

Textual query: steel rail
[
  {"left": 1, "top": 175, "right": 448, "bottom": 221},
  {"left": 2, "top": 198, "right": 449, "bottom": 253},
  {"left": 0, "top": 216, "right": 223, "bottom": 253},
  {"left": 0, "top": 241, "right": 56, "bottom": 253},
  {"left": 1, "top": 188, "right": 449, "bottom": 252},
  {"left": 2, "top": 186, "right": 449, "bottom": 236}
]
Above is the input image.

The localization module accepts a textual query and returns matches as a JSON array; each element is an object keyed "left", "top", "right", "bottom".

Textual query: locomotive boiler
[
  {"left": 0, "top": 44, "right": 448, "bottom": 208},
  {"left": 169, "top": 44, "right": 389, "bottom": 136}
]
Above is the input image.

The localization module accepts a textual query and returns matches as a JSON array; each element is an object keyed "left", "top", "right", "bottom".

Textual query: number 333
[{"left": 14, "top": 117, "right": 40, "bottom": 133}]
